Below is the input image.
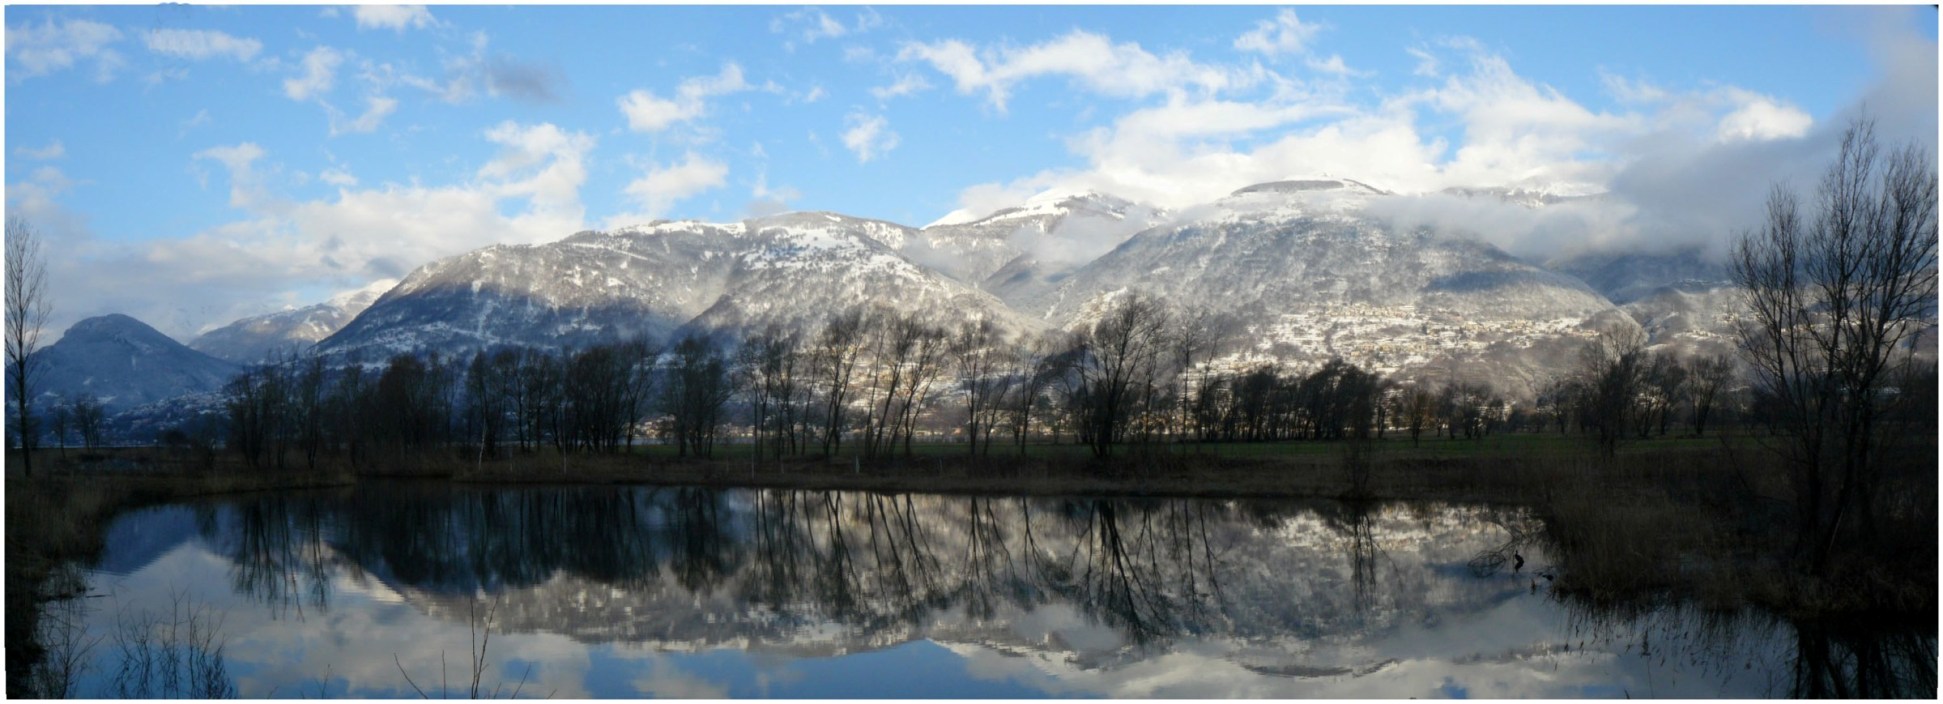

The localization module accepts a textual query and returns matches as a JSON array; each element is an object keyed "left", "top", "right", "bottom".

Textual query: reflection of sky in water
[{"left": 71, "top": 491, "right": 1811, "bottom": 698}]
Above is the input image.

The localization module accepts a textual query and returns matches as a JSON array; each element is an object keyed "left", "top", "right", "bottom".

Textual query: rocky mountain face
[
  {"left": 189, "top": 279, "right": 397, "bottom": 364},
  {"left": 36, "top": 314, "right": 238, "bottom": 411},
  {"left": 316, "top": 212, "right": 1037, "bottom": 360}
]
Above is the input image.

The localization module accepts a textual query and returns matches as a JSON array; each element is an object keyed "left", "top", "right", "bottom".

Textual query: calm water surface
[{"left": 69, "top": 484, "right": 1926, "bottom": 698}]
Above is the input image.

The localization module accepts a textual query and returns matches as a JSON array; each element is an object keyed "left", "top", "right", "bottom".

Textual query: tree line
[{"left": 186, "top": 285, "right": 1876, "bottom": 471}]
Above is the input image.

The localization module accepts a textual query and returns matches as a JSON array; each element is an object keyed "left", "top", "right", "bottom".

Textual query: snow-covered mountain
[
  {"left": 67, "top": 175, "right": 1784, "bottom": 409},
  {"left": 189, "top": 279, "right": 397, "bottom": 363},
  {"left": 1545, "top": 247, "right": 1743, "bottom": 354},
  {"left": 1545, "top": 248, "right": 1732, "bottom": 306},
  {"left": 907, "top": 190, "right": 1166, "bottom": 288},
  {"left": 1019, "top": 179, "right": 1633, "bottom": 398},
  {"left": 317, "top": 212, "right": 1039, "bottom": 359},
  {"left": 36, "top": 314, "right": 239, "bottom": 411}
]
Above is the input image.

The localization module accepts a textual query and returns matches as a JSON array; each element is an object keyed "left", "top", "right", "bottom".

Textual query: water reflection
[{"left": 76, "top": 485, "right": 1934, "bottom": 698}]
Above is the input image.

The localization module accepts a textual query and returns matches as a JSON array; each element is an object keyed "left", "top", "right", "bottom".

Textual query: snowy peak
[
  {"left": 319, "top": 216, "right": 1037, "bottom": 360},
  {"left": 1231, "top": 178, "right": 1392, "bottom": 198},
  {"left": 328, "top": 278, "right": 400, "bottom": 310},
  {"left": 910, "top": 189, "right": 1166, "bottom": 286},
  {"left": 191, "top": 279, "right": 399, "bottom": 364},
  {"left": 966, "top": 190, "right": 1146, "bottom": 227},
  {"left": 1439, "top": 177, "right": 1605, "bottom": 208},
  {"left": 745, "top": 211, "right": 915, "bottom": 250}
]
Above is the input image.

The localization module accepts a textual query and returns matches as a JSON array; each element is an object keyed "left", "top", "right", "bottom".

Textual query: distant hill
[{"left": 37, "top": 314, "right": 238, "bottom": 411}]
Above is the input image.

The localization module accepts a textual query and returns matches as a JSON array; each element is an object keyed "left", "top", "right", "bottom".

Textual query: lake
[{"left": 63, "top": 484, "right": 1929, "bottom": 698}]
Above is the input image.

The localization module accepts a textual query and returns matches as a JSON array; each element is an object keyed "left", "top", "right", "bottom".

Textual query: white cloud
[
  {"left": 771, "top": 8, "right": 883, "bottom": 49},
  {"left": 618, "top": 153, "right": 729, "bottom": 223},
  {"left": 1305, "top": 54, "right": 1359, "bottom": 76},
  {"left": 353, "top": 5, "right": 436, "bottom": 32},
  {"left": 5, "top": 17, "right": 124, "bottom": 80},
  {"left": 869, "top": 74, "right": 931, "bottom": 101},
  {"left": 744, "top": 171, "right": 802, "bottom": 217},
  {"left": 617, "top": 63, "right": 751, "bottom": 132},
  {"left": 479, "top": 121, "right": 596, "bottom": 219},
  {"left": 1234, "top": 9, "right": 1323, "bottom": 57},
  {"left": 15, "top": 140, "right": 65, "bottom": 160},
  {"left": 193, "top": 142, "right": 268, "bottom": 208},
  {"left": 318, "top": 168, "right": 358, "bottom": 187},
  {"left": 327, "top": 96, "right": 398, "bottom": 136},
  {"left": 1714, "top": 90, "right": 1812, "bottom": 142},
  {"left": 842, "top": 111, "right": 900, "bottom": 163},
  {"left": 803, "top": 85, "right": 827, "bottom": 103},
  {"left": 284, "top": 46, "right": 344, "bottom": 100},
  {"left": 143, "top": 28, "right": 262, "bottom": 62},
  {"left": 68, "top": 124, "right": 596, "bottom": 337},
  {"left": 182, "top": 109, "right": 212, "bottom": 129},
  {"left": 1406, "top": 47, "right": 1439, "bottom": 77},
  {"left": 899, "top": 31, "right": 1258, "bottom": 111},
  {"left": 1600, "top": 71, "right": 1667, "bottom": 104}
]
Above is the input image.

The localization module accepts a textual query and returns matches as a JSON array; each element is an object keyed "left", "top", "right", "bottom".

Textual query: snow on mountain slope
[
  {"left": 907, "top": 190, "right": 1166, "bottom": 287},
  {"left": 319, "top": 213, "right": 1040, "bottom": 359},
  {"left": 190, "top": 279, "right": 398, "bottom": 363},
  {"left": 1029, "top": 179, "right": 1635, "bottom": 399}
]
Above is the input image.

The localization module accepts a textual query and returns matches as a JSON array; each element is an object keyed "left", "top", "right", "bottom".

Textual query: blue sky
[{"left": 4, "top": 4, "right": 1937, "bottom": 339}]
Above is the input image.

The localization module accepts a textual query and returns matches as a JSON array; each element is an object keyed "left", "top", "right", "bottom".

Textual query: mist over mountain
[
  {"left": 907, "top": 190, "right": 1168, "bottom": 287},
  {"left": 1016, "top": 179, "right": 1635, "bottom": 397},
  {"left": 189, "top": 279, "right": 397, "bottom": 364}
]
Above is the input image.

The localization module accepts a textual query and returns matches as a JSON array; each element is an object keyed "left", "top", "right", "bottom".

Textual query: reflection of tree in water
[
  {"left": 668, "top": 487, "right": 739, "bottom": 596},
  {"left": 1319, "top": 500, "right": 1387, "bottom": 625},
  {"left": 196, "top": 486, "right": 1931, "bottom": 695},
  {"left": 1555, "top": 595, "right": 1937, "bottom": 698},
  {"left": 218, "top": 495, "right": 335, "bottom": 620},
  {"left": 1789, "top": 619, "right": 1936, "bottom": 698},
  {"left": 1038, "top": 499, "right": 1236, "bottom": 644}
]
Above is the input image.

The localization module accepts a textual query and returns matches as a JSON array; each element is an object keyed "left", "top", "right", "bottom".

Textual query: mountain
[
  {"left": 1545, "top": 247, "right": 1744, "bottom": 355},
  {"left": 189, "top": 279, "right": 397, "bottom": 363},
  {"left": 907, "top": 190, "right": 1165, "bottom": 288},
  {"left": 36, "top": 314, "right": 239, "bottom": 411},
  {"left": 317, "top": 212, "right": 1039, "bottom": 359},
  {"left": 1020, "top": 178, "right": 1634, "bottom": 398},
  {"left": 1545, "top": 247, "right": 1732, "bottom": 306}
]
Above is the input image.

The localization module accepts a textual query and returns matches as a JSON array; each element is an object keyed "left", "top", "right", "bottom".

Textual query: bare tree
[
  {"left": 1071, "top": 294, "right": 1171, "bottom": 458},
  {"left": 1576, "top": 326, "right": 1648, "bottom": 456},
  {"left": 949, "top": 318, "right": 1007, "bottom": 457},
  {"left": 70, "top": 393, "right": 105, "bottom": 451},
  {"left": 1401, "top": 384, "right": 1438, "bottom": 447},
  {"left": 48, "top": 395, "right": 72, "bottom": 460},
  {"left": 1732, "top": 117, "right": 1938, "bottom": 569},
  {"left": 7, "top": 216, "right": 52, "bottom": 476},
  {"left": 1686, "top": 353, "right": 1735, "bottom": 437}
]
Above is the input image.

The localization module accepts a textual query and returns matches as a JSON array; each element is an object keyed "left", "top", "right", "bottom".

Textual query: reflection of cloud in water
[
  {"left": 629, "top": 657, "right": 730, "bottom": 698},
  {"left": 70, "top": 487, "right": 1895, "bottom": 698}
]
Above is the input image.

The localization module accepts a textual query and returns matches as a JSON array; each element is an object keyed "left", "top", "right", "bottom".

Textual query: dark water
[{"left": 70, "top": 484, "right": 1932, "bottom": 698}]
